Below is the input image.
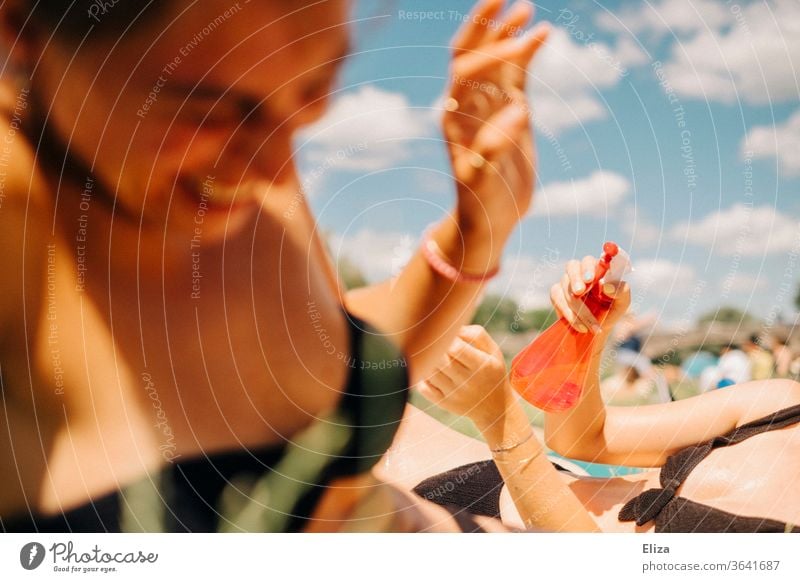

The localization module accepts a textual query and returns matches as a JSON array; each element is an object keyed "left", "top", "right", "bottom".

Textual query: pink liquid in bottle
[{"left": 510, "top": 242, "right": 623, "bottom": 412}]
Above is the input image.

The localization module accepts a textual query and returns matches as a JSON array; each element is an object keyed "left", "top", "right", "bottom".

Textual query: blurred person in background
[
  {"left": 744, "top": 334, "right": 775, "bottom": 381},
  {"left": 771, "top": 335, "right": 793, "bottom": 379}
]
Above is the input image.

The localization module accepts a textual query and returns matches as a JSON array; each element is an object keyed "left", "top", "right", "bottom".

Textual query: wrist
[
  {"left": 432, "top": 212, "right": 512, "bottom": 275},
  {"left": 472, "top": 385, "right": 530, "bottom": 446},
  {"left": 456, "top": 207, "right": 517, "bottom": 244}
]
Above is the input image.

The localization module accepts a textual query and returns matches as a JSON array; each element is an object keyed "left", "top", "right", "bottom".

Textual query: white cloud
[
  {"left": 297, "top": 85, "right": 432, "bottom": 173},
  {"left": 671, "top": 204, "right": 800, "bottom": 256},
  {"left": 614, "top": 36, "right": 650, "bottom": 68},
  {"left": 488, "top": 253, "right": 565, "bottom": 311},
  {"left": 528, "top": 26, "right": 640, "bottom": 134},
  {"left": 661, "top": 0, "right": 800, "bottom": 104},
  {"left": 531, "top": 170, "right": 631, "bottom": 218},
  {"left": 331, "top": 229, "right": 416, "bottom": 283},
  {"left": 742, "top": 109, "right": 800, "bottom": 176},
  {"left": 629, "top": 259, "right": 696, "bottom": 296},
  {"left": 596, "top": 0, "right": 733, "bottom": 37},
  {"left": 719, "top": 272, "right": 767, "bottom": 294},
  {"left": 621, "top": 205, "right": 662, "bottom": 250}
]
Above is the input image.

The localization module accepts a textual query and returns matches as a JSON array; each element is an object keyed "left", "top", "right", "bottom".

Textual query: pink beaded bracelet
[{"left": 421, "top": 229, "right": 500, "bottom": 284}]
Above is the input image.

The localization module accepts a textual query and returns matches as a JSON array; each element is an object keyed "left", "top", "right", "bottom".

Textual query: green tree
[
  {"left": 520, "top": 308, "right": 557, "bottom": 332},
  {"left": 472, "top": 295, "right": 558, "bottom": 334},
  {"left": 472, "top": 294, "right": 520, "bottom": 332},
  {"left": 337, "top": 256, "right": 368, "bottom": 290}
]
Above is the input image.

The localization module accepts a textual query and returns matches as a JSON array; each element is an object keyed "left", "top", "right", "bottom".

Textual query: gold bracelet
[
  {"left": 490, "top": 430, "right": 534, "bottom": 454},
  {"left": 493, "top": 448, "right": 545, "bottom": 473}
]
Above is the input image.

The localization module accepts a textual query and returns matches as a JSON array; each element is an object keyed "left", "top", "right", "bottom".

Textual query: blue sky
[{"left": 294, "top": 0, "right": 800, "bottom": 328}]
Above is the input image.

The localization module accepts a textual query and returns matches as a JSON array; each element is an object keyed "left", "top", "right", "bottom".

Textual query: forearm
[
  {"left": 346, "top": 212, "right": 510, "bottom": 383},
  {"left": 476, "top": 393, "right": 598, "bottom": 532},
  {"left": 543, "top": 334, "right": 610, "bottom": 461}
]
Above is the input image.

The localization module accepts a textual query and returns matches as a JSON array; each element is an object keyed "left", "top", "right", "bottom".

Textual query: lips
[{"left": 176, "top": 176, "right": 258, "bottom": 215}]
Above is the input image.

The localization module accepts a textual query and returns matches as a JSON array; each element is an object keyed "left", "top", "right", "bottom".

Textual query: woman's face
[{"left": 35, "top": 0, "right": 350, "bottom": 239}]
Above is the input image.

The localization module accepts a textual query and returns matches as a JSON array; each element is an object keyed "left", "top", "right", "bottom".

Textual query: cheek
[
  {"left": 290, "top": 98, "right": 331, "bottom": 128},
  {"left": 150, "top": 125, "right": 230, "bottom": 177}
]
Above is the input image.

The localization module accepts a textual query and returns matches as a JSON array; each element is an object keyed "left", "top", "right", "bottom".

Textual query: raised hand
[
  {"left": 443, "top": 0, "right": 550, "bottom": 238},
  {"left": 418, "top": 325, "right": 513, "bottom": 430}
]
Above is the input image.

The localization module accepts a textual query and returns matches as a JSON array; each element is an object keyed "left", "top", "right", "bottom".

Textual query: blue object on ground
[{"left": 682, "top": 351, "right": 718, "bottom": 378}]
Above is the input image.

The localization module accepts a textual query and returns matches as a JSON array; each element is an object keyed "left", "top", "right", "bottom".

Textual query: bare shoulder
[{"left": 732, "top": 379, "right": 800, "bottom": 426}]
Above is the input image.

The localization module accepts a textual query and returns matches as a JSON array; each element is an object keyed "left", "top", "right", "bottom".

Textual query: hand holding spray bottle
[{"left": 509, "top": 242, "right": 632, "bottom": 412}]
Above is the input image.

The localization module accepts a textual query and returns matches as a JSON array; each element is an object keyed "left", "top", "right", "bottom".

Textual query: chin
[{"left": 161, "top": 176, "right": 263, "bottom": 242}]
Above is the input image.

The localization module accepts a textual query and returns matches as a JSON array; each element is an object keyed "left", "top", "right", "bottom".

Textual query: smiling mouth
[{"left": 176, "top": 177, "right": 260, "bottom": 216}]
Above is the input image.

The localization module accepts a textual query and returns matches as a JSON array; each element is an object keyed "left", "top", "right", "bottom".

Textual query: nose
[{"left": 220, "top": 117, "right": 296, "bottom": 186}]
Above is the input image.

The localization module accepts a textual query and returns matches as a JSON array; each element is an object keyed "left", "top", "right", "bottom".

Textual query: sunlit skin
[
  {"left": 383, "top": 257, "right": 800, "bottom": 532},
  {"left": 0, "top": 0, "right": 549, "bottom": 531}
]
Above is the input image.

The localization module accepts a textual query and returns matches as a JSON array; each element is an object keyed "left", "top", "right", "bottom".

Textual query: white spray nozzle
[{"left": 603, "top": 246, "right": 633, "bottom": 284}]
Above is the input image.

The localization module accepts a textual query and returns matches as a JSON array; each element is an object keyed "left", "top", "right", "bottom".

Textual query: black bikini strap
[{"left": 620, "top": 403, "right": 800, "bottom": 527}]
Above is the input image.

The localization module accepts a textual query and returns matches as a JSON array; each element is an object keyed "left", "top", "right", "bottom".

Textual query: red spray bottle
[{"left": 510, "top": 242, "right": 632, "bottom": 412}]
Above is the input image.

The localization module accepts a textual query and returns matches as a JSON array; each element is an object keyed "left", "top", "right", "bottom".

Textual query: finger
[
  {"left": 451, "top": 0, "right": 506, "bottom": 55},
  {"left": 565, "top": 260, "right": 587, "bottom": 296},
  {"left": 607, "top": 281, "right": 631, "bottom": 312},
  {"left": 451, "top": 33, "right": 541, "bottom": 86},
  {"left": 551, "top": 280, "right": 587, "bottom": 334},
  {"left": 470, "top": 100, "right": 530, "bottom": 153},
  {"left": 485, "top": 0, "right": 533, "bottom": 43},
  {"left": 447, "top": 335, "right": 490, "bottom": 370},
  {"left": 417, "top": 380, "right": 445, "bottom": 403},
  {"left": 436, "top": 353, "right": 471, "bottom": 385},
  {"left": 580, "top": 255, "right": 597, "bottom": 287},
  {"left": 557, "top": 275, "right": 599, "bottom": 333},
  {"left": 452, "top": 103, "right": 529, "bottom": 182},
  {"left": 567, "top": 295, "right": 601, "bottom": 334},
  {"left": 601, "top": 281, "right": 617, "bottom": 298},
  {"left": 516, "top": 23, "right": 550, "bottom": 68},
  {"left": 458, "top": 324, "right": 497, "bottom": 353},
  {"left": 427, "top": 368, "right": 457, "bottom": 393}
]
